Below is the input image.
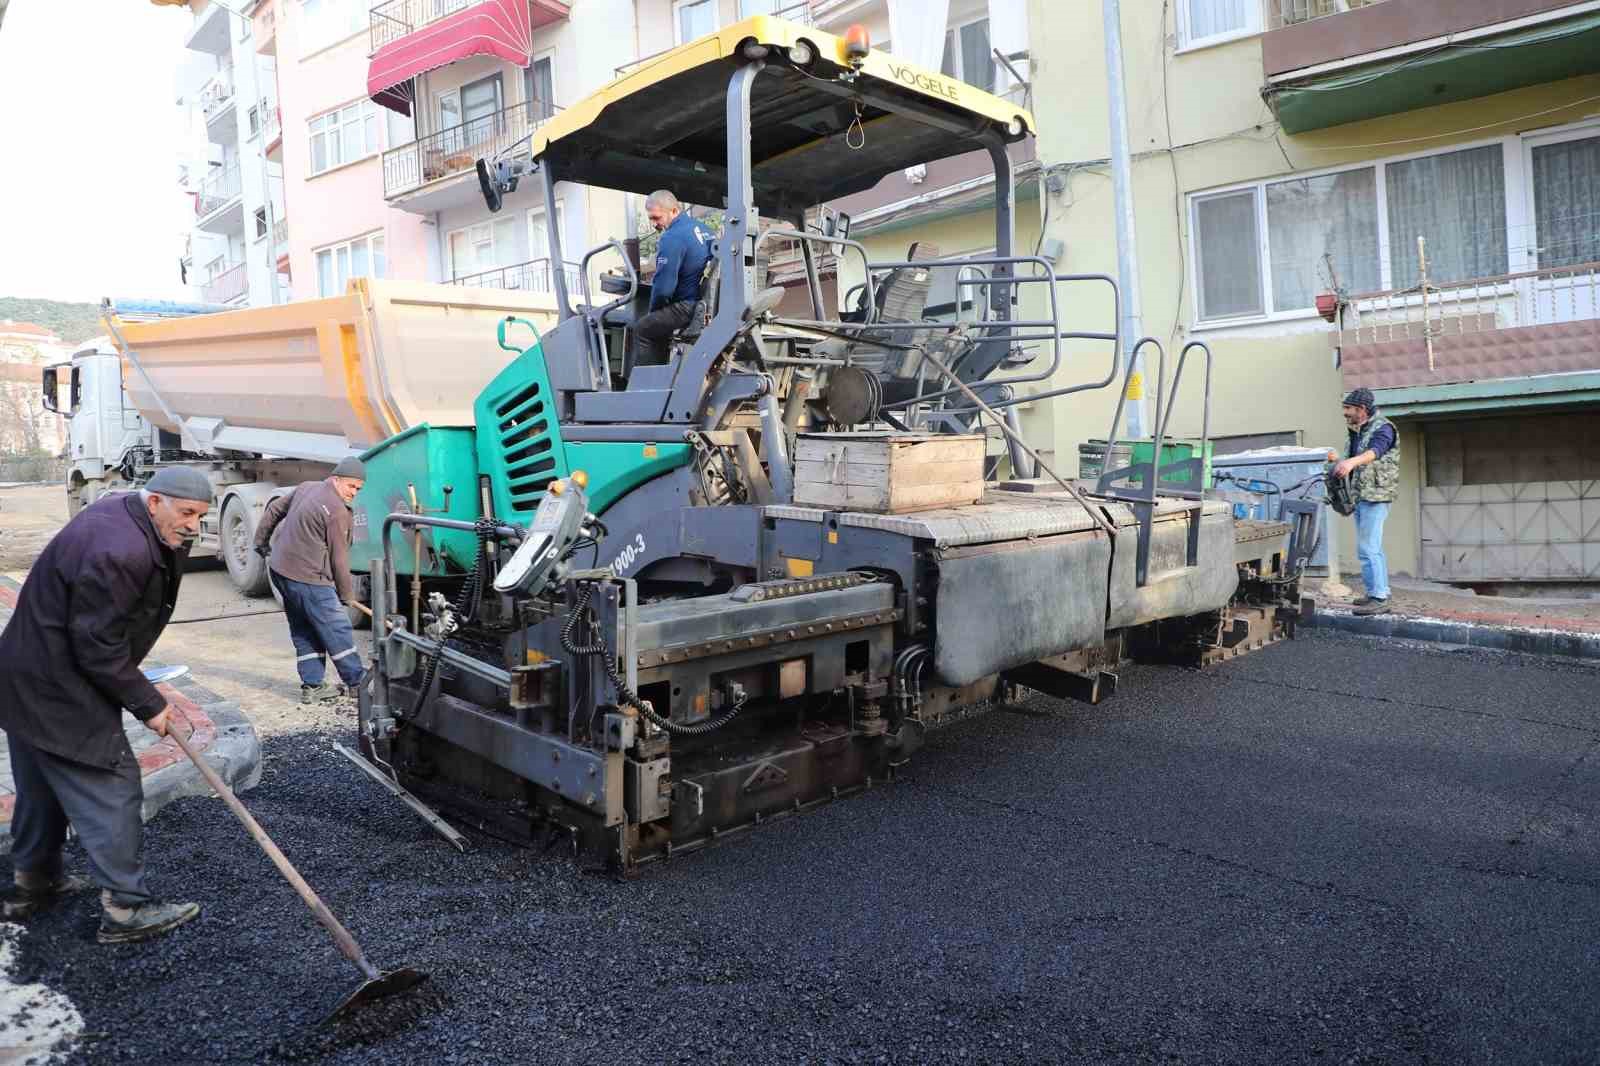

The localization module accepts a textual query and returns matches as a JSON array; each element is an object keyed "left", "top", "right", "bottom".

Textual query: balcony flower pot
[{"left": 1315, "top": 292, "right": 1341, "bottom": 323}]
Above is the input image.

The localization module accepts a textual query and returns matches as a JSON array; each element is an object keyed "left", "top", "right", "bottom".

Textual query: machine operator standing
[
  {"left": 1333, "top": 387, "right": 1400, "bottom": 616},
  {"left": 0, "top": 467, "right": 211, "bottom": 942},
  {"left": 255, "top": 458, "right": 367, "bottom": 703},
  {"left": 632, "top": 189, "right": 713, "bottom": 367}
]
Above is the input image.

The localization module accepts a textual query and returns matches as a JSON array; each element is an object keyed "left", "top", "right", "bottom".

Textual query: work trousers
[
  {"left": 272, "top": 571, "right": 364, "bottom": 687},
  {"left": 8, "top": 735, "right": 151, "bottom": 907},
  {"left": 631, "top": 299, "right": 698, "bottom": 367},
  {"left": 1354, "top": 500, "right": 1391, "bottom": 601}
]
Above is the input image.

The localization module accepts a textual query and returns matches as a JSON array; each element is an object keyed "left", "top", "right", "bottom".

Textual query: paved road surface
[{"left": 4, "top": 630, "right": 1596, "bottom": 1064}]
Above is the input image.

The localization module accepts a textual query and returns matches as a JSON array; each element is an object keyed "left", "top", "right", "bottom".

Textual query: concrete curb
[
  {"left": 137, "top": 679, "right": 264, "bottom": 823},
  {"left": 0, "top": 672, "right": 263, "bottom": 856},
  {"left": 1308, "top": 607, "right": 1600, "bottom": 662}
]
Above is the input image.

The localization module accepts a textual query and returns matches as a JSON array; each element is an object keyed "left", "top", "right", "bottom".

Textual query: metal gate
[{"left": 1419, "top": 413, "right": 1600, "bottom": 582}]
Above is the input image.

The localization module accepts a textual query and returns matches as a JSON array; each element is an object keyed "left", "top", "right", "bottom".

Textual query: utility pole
[{"left": 1102, "top": 0, "right": 1148, "bottom": 437}]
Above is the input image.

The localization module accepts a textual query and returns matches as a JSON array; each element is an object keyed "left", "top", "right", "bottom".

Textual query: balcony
[
  {"left": 614, "top": 2, "right": 815, "bottom": 79},
  {"left": 381, "top": 99, "right": 558, "bottom": 208},
  {"left": 1262, "top": 0, "right": 1600, "bottom": 133},
  {"left": 448, "top": 257, "right": 580, "bottom": 299},
  {"left": 253, "top": 0, "right": 277, "bottom": 55},
  {"left": 273, "top": 217, "right": 291, "bottom": 277},
  {"left": 1338, "top": 259, "right": 1600, "bottom": 414},
  {"left": 263, "top": 106, "right": 283, "bottom": 161},
  {"left": 200, "top": 70, "right": 237, "bottom": 132},
  {"left": 369, "top": 0, "right": 571, "bottom": 56},
  {"left": 202, "top": 262, "right": 249, "bottom": 305},
  {"left": 195, "top": 164, "right": 243, "bottom": 232},
  {"left": 186, "top": 0, "right": 232, "bottom": 57}
]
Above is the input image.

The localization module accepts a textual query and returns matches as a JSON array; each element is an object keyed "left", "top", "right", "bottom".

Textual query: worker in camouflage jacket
[
  {"left": 1333, "top": 387, "right": 1400, "bottom": 616},
  {"left": 255, "top": 458, "right": 367, "bottom": 703}
]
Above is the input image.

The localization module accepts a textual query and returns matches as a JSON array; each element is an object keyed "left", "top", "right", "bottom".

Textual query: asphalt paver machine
[{"left": 352, "top": 16, "right": 1308, "bottom": 873}]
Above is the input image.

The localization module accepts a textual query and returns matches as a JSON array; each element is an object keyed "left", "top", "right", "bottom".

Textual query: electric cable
[{"left": 560, "top": 582, "right": 747, "bottom": 737}]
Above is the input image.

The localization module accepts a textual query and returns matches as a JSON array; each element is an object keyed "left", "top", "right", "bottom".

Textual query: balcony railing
[
  {"left": 1265, "top": 0, "right": 1389, "bottom": 30},
  {"left": 448, "top": 257, "right": 581, "bottom": 295},
  {"left": 202, "top": 262, "right": 249, "bottom": 304},
  {"left": 272, "top": 216, "right": 289, "bottom": 249},
  {"left": 1338, "top": 259, "right": 1600, "bottom": 389},
  {"left": 615, "top": 1, "right": 814, "bottom": 79},
  {"left": 200, "top": 70, "right": 236, "bottom": 122},
  {"left": 381, "top": 99, "right": 558, "bottom": 199},
  {"left": 262, "top": 105, "right": 281, "bottom": 145},
  {"left": 195, "top": 164, "right": 242, "bottom": 217},
  {"left": 369, "top": 0, "right": 475, "bottom": 54}
]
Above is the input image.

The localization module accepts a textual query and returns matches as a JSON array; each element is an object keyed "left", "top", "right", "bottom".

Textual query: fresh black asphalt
[{"left": 7, "top": 629, "right": 1598, "bottom": 1064}]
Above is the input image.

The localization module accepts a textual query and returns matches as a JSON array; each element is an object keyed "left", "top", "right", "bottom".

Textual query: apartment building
[
  {"left": 362, "top": 0, "right": 637, "bottom": 297},
  {"left": 1027, "top": 0, "right": 1600, "bottom": 585},
  {"left": 174, "top": 0, "right": 291, "bottom": 307}
]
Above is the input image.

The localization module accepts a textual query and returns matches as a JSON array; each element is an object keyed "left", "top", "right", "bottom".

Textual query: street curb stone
[{"left": 1309, "top": 607, "right": 1600, "bottom": 662}]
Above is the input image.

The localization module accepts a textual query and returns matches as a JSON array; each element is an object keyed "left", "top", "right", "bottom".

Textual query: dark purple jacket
[{"left": 0, "top": 493, "right": 185, "bottom": 769}]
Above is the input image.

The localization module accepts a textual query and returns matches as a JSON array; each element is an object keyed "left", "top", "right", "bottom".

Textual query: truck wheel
[{"left": 221, "top": 497, "right": 270, "bottom": 597}]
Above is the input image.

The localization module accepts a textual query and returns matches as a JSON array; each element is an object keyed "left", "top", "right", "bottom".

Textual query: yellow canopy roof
[{"left": 530, "top": 15, "right": 1034, "bottom": 216}]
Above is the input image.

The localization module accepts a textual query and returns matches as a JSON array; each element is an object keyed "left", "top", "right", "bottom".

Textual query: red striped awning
[{"left": 368, "top": 0, "right": 534, "bottom": 116}]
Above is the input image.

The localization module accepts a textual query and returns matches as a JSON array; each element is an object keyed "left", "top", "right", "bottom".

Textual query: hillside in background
[{"left": 0, "top": 297, "right": 105, "bottom": 346}]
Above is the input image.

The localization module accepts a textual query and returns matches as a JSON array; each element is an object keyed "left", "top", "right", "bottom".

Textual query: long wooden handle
[
  {"left": 351, "top": 601, "right": 373, "bottom": 618},
  {"left": 168, "top": 724, "right": 380, "bottom": 981}
]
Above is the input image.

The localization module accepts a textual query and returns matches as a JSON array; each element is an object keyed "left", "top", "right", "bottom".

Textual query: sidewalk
[
  {"left": 1307, "top": 576, "right": 1600, "bottom": 660},
  {"left": 0, "top": 577, "right": 262, "bottom": 851}
]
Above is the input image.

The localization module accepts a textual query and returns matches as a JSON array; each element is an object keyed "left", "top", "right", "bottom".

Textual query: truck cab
[{"left": 42, "top": 341, "right": 148, "bottom": 514}]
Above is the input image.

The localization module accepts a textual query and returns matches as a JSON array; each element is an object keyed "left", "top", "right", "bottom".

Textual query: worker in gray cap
[
  {"left": 254, "top": 458, "right": 367, "bottom": 702},
  {"left": 0, "top": 466, "right": 210, "bottom": 941},
  {"left": 1333, "top": 387, "right": 1399, "bottom": 616}
]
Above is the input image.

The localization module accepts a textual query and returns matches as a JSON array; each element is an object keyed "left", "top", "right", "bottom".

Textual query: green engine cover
[
  {"left": 350, "top": 423, "right": 482, "bottom": 577},
  {"left": 474, "top": 339, "right": 691, "bottom": 521},
  {"left": 352, "top": 338, "right": 694, "bottom": 572}
]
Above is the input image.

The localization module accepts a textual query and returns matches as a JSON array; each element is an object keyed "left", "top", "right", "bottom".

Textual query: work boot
[
  {"left": 301, "top": 682, "right": 338, "bottom": 704},
  {"left": 97, "top": 899, "right": 201, "bottom": 944},
  {"left": 1353, "top": 597, "right": 1391, "bottom": 616},
  {"left": 2, "top": 872, "right": 94, "bottom": 920},
  {"left": 1350, "top": 596, "right": 1374, "bottom": 608}
]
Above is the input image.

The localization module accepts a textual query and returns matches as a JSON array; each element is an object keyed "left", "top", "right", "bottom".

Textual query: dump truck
[
  {"left": 344, "top": 16, "right": 1315, "bottom": 874},
  {"left": 40, "top": 283, "right": 561, "bottom": 605}
]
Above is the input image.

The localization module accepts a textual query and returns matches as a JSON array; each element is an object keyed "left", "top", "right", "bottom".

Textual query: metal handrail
[
  {"left": 1339, "top": 258, "right": 1600, "bottom": 346},
  {"left": 448, "top": 257, "right": 582, "bottom": 293},
  {"left": 613, "top": 2, "right": 815, "bottom": 78},
  {"left": 196, "top": 165, "right": 242, "bottom": 217},
  {"left": 368, "top": 0, "right": 474, "bottom": 53},
  {"left": 202, "top": 262, "right": 249, "bottom": 304},
  {"left": 1264, "top": 0, "right": 1389, "bottom": 30},
  {"left": 382, "top": 99, "right": 560, "bottom": 198}
]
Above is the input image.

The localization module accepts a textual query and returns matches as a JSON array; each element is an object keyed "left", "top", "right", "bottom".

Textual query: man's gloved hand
[{"left": 255, "top": 544, "right": 271, "bottom": 559}]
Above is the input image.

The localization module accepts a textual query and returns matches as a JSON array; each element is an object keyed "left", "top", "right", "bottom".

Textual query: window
[
  {"left": 301, "top": 0, "right": 364, "bottom": 52},
  {"left": 526, "top": 54, "right": 555, "bottom": 120},
  {"left": 1530, "top": 134, "right": 1600, "bottom": 269},
  {"left": 1194, "top": 190, "right": 1262, "bottom": 320},
  {"left": 1385, "top": 144, "right": 1506, "bottom": 287},
  {"left": 253, "top": 207, "right": 269, "bottom": 241},
  {"left": 739, "top": 0, "right": 783, "bottom": 13},
  {"left": 308, "top": 101, "right": 380, "bottom": 175},
  {"left": 447, "top": 217, "right": 522, "bottom": 281},
  {"left": 1189, "top": 141, "right": 1512, "bottom": 324},
  {"left": 246, "top": 105, "right": 261, "bottom": 139},
  {"left": 315, "top": 232, "right": 386, "bottom": 297},
  {"left": 674, "top": 0, "right": 717, "bottom": 43},
  {"left": 941, "top": 18, "right": 994, "bottom": 94},
  {"left": 1265, "top": 169, "right": 1379, "bottom": 312},
  {"left": 1179, "top": 0, "right": 1259, "bottom": 49}
]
